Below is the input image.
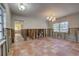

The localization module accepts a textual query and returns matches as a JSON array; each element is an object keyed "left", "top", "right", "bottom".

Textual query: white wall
[
  {"left": 12, "top": 15, "right": 48, "bottom": 29},
  {"left": 23, "top": 18, "right": 47, "bottom": 29},
  {"left": 52, "top": 12, "right": 79, "bottom": 28},
  {"left": 9, "top": 10, "right": 79, "bottom": 29}
]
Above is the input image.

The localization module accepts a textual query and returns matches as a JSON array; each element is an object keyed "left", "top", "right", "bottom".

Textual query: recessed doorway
[
  {"left": 15, "top": 21, "right": 22, "bottom": 34},
  {"left": 14, "top": 20, "right": 24, "bottom": 42}
]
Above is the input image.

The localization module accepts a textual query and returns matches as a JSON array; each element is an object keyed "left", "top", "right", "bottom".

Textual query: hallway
[{"left": 9, "top": 34, "right": 79, "bottom": 56}]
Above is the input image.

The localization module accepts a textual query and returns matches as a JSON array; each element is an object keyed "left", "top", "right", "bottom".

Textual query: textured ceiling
[{"left": 9, "top": 3, "right": 79, "bottom": 18}]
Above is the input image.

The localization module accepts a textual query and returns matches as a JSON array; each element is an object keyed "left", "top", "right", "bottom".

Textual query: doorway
[
  {"left": 15, "top": 21, "right": 22, "bottom": 34},
  {"left": 14, "top": 20, "right": 24, "bottom": 42}
]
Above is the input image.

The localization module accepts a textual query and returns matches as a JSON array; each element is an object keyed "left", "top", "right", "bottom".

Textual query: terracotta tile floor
[{"left": 9, "top": 34, "right": 79, "bottom": 56}]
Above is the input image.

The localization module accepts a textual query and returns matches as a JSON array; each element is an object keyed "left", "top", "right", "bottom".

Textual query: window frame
[
  {"left": 0, "top": 5, "right": 5, "bottom": 42},
  {"left": 53, "top": 21, "right": 69, "bottom": 33},
  {"left": 53, "top": 23, "right": 60, "bottom": 32},
  {"left": 59, "top": 21, "right": 69, "bottom": 33}
]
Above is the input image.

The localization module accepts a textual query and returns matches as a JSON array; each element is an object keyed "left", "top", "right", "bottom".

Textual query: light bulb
[
  {"left": 20, "top": 5, "right": 25, "bottom": 10},
  {"left": 18, "top": 3, "right": 25, "bottom": 11},
  {"left": 46, "top": 16, "right": 49, "bottom": 20},
  {"left": 52, "top": 17, "right": 56, "bottom": 22},
  {"left": 49, "top": 16, "right": 52, "bottom": 21}
]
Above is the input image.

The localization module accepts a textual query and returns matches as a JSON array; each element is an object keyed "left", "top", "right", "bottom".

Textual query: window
[
  {"left": 0, "top": 16, "right": 2, "bottom": 23},
  {"left": 0, "top": 24, "right": 2, "bottom": 31},
  {"left": 53, "top": 23, "right": 59, "bottom": 32},
  {"left": 0, "top": 8, "right": 1, "bottom": 15},
  {"left": 53, "top": 21, "right": 69, "bottom": 32},
  {"left": 0, "top": 4, "right": 7, "bottom": 56},
  {"left": 0, "top": 5, "right": 5, "bottom": 41},
  {"left": 60, "top": 22, "right": 68, "bottom": 32}
]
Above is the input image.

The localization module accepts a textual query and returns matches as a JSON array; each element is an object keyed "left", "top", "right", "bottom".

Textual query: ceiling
[{"left": 8, "top": 3, "right": 79, "bottom": 18}]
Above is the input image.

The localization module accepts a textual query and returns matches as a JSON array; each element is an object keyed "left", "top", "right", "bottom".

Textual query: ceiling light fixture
[
  {"left": 46, "top": 16, "right": 50, "bottom": 20},
  {"left": 52, "top": 17, "right": 56, "bottom": 22},
  {"left": 46, "top": 16, "right": 56, "bottom": 22},
  {"left": 18, "top": 3, "right": 25, "bottom": 11}
]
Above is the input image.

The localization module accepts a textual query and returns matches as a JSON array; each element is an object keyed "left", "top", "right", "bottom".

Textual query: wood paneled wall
[
  {"left": 2, "top": 28, "right": 15, "bottom": 55},
  {"left": 21, "top": 29, "right": 49, "bottom": 40},
  {"left": 5, "top": 28, "right": 15, "bottom": 43},
  {"left": 21, "top": 28, "right": 79, "bottom": 42},
  {"left": 52, "top": 28, "right": 79, "bottom": 42}
]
